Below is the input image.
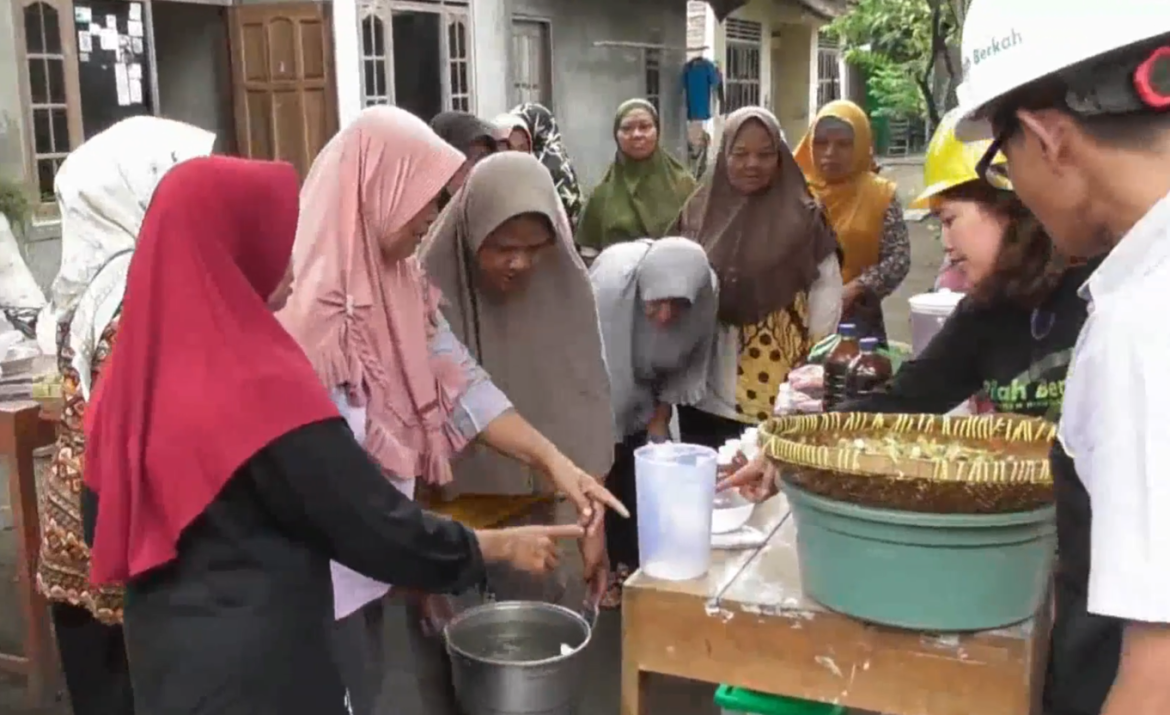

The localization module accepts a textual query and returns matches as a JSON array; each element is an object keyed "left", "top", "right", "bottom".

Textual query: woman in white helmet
[{"left": 955, "top": 3, "right": 1170, "bottom": 715}]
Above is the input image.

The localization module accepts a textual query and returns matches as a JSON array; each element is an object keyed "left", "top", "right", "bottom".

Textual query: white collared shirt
[{"left": 1059, "top": 189, "right": 1170, "bottom": 623}]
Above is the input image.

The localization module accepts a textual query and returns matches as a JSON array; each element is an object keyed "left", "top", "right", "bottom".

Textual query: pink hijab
[{"left": 278, "top": 106, "right": 468, "bottom": 487}]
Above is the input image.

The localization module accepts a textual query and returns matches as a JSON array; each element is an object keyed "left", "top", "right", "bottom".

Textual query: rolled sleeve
[
  {"left": 429, "top": 312, "right": 512, "bottom": 440},
  {"left": 1062, "top": 310, "right": 1170, "bottom": 623}
]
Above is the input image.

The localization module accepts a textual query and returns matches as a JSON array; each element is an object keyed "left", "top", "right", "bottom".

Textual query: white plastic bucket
[
  {"left": 635, "top": 443, "right": 717, "bottom": 581},
  {"left": 908, "top": 290, "right": 965, "bottom": 357}
]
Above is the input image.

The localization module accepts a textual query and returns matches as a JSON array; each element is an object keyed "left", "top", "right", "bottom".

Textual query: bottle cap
[
  {"left": 838, "top": 323, "right": 857, "bottom": 337},
  {"left": 859, "top": 337, "right": 880, "bottom": 351}
]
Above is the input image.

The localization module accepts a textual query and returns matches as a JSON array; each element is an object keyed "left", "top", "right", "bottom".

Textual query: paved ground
[{"left": 0, "top": 158, "right": 940, "bottom": 715}]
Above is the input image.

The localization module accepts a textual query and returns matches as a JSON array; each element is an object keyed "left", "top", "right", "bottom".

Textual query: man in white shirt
[{"left": 954, "top": 3, "right": 1170, "bottom": 714}]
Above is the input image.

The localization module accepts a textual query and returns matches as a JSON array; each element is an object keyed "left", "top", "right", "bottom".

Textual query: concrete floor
[{"left": 0, "top": 159, "right": 941, "bottom": 715}]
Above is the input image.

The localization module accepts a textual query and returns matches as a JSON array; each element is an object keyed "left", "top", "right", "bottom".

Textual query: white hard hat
[{"left": 954, "top": 0, "right": 1170, "bottom": 141}]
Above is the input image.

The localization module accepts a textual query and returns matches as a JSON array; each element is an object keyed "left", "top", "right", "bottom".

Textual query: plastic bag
[
  {"left": 773, "top": 383, "right": 823, "bottom": 416},
  {"left": 787, "top": 364, "right": 824, "bottom": 396}
]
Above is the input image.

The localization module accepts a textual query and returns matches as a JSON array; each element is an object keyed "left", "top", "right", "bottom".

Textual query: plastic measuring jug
[{"left": 634, "top": 442, "right": 718, "bottom": 581}]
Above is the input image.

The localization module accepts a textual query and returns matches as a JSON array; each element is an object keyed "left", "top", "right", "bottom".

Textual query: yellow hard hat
[{"left": 910, "top": 108, "right": 1010, "bottom": 210}]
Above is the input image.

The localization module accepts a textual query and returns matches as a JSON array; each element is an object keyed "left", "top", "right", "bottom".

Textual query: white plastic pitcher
[
  {"left": 635, "top": 443, "right": 717, "bottom": 581},
  {"left": 908, "top": 290, "right": 965, "bottom": 357}
]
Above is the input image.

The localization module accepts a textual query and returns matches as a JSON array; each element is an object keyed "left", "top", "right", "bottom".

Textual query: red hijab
[{"left": 83, "top": 156, "right": 339, "bottom": 584}]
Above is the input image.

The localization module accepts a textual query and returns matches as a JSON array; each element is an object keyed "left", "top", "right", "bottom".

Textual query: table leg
[
  {"left": 1, "top": 407, "right": 57, "bottom": 708},
  {"left": 620, "top": 660, "right": 648, "bottom": 715},
  {"left": 620, "top": 586, "right": 648, "bottom": 715}
]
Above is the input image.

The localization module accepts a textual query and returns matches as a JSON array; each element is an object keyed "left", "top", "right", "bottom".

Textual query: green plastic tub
[
  {"left": 714, "top": 685, "right": 844, "bottom": 715},
  {"left": 785, "top": 484, "right": 1056, "bottom": 631}
]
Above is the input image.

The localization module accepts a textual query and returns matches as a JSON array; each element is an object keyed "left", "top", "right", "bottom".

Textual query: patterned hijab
[
  {"left": 420, "top": 152, "right": 614, "bottom": 494},
  {"left": 576, "top": 99, "right": 698, "bottom": 252},
  {"left": 510, "top": 103, "right": 584, "bottom": 230},
  {"left": 676, "top": 107, "right": 837, "bottom": 327}
]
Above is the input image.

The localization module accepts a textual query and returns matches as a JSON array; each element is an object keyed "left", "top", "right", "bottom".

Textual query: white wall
[
  {"left": 471, "top": 0, "right": 509, "bottom": 117},
  {"left": 332, "top": 0, "right": 362, "bottom": 128}
]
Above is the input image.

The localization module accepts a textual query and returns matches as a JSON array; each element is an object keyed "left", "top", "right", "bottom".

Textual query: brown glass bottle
[
  {"left": 845, "top": 337, "right": 893, "bottom": 400},
  {"left": 823, "top": 323, "right": 860, "bottom": 410}
]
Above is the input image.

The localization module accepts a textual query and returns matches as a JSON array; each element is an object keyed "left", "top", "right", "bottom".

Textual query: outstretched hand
[
  {"left": 717, "top": 453, "right": 779, "bottom": 503},
  {"left": 475, "top": 524, "right": 585, "bottom": 575},
  {"left": 545, "top": 455, "right": 630, "bottom": 535}
]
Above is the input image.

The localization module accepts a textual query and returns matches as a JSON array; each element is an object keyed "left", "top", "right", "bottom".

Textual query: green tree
[{"left": 827, "top": 0, "right": 961, "bottom": 126}]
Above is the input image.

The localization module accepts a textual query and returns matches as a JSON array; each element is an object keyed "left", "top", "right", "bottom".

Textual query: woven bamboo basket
[{"left": 760, "top": 412, "right": 1056, "bottom": 514}]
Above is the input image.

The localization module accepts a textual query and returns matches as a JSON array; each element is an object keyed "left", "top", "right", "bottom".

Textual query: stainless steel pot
[{"left": 444, "top": 600, "right": 592, "bottom": 715}]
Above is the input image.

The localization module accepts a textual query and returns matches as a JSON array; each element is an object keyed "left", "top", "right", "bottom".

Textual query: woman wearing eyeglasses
[{"left": 721, "top": 108, "right": 1101, "bottom": 494}]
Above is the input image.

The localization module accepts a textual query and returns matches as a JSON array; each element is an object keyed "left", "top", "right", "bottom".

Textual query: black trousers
[
  {"left": 677, "top": 405, "right": 746, "bottom": 450},
  {"left": 604, "top": 431, "right": 647, "bottom": 570},
  {"left": 50, "top": 602, "right": 134, "bottom": 715},
  {"left": 332, "top": 597, "right": 386, "bottom": 715}
]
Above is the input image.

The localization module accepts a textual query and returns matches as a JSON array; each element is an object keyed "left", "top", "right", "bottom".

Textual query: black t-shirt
[
  {"left": 845, "top": 259, "right": 1099, "bottom": 420},
  {"left": 847, "top": 259, "right": 1115, "bottom": 715}
]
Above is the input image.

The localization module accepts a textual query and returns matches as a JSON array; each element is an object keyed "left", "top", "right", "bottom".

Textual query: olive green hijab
[{"left": 575, "top": 99, "right": 697, "bottom": 252}]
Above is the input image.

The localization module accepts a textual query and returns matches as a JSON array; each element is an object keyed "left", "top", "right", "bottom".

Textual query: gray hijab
[{"left": 590, "top": 237, "right": 718, "bottom": 438}]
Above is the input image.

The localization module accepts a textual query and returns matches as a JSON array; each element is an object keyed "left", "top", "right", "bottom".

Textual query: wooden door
[
  {"left": 509, "top": 19, "right": 551, "bottom": 108},
  {"left": 228, "top": 2, "right": 337, "bottom": 179}
]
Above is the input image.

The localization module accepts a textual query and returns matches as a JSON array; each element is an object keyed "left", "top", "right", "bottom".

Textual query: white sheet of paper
[
  {"left": 129, "top": 78, "right": 142, "bottom": 104},
  {"left": 131, "top": 37, "right": 143, "bottom": 54},
  {"left": 114, "top": 64, "right": 130, "bottom": 106},
  {"left": 89, "top": 23, "right": 100, "bottom": 35},
  {"left": 105, "top": 14, "right": 116, "bottom": 29},
  {"left": 331, "top": 562, "right": 391, "bottom": 620},
  {"left": 77, "top": 31, "right": 91, "bottom": 53},
  {"left": 99, "top": 28, "right": 117, "bottom": 50},
  {"left": 127, "top": 63, "right": 141, "bottom": 79},
  {"left": 129, "top": 2, "right": 141, "bottom": 20},
  {"left": 128, "top": 20, "right": 142, "bottom": 37},
  {"left": 74, "top": 6, "right": 91, "bottom": 23},
  {"left": 328, "top": 391, "right": 393, "bottom": 620}
]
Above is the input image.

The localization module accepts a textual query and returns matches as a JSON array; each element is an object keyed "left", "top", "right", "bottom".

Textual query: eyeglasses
[{"left": 975, "top": 112, "right": 1019, "bottom": 184}]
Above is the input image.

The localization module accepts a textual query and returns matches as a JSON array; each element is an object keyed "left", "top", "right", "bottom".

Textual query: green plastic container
[
  {"left": 785, "top": 484, "right": 1056, "bottom": 631},
  {"left": 714, "top": 685, "right": 844, "bottom": 715}
]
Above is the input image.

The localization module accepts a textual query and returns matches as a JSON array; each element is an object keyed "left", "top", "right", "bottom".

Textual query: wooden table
[
  {"left": 621, "top": 494, "right": 1050, "bottom": 715},
  {"left": 0, "top": 400, "right": 59, "bottom": 708}
]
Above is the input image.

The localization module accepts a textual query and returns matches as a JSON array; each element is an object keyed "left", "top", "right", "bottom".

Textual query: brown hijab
[
  {"left": 675, "top": 107, "right": 837, "bottom": 326},
  {"left": 420, "top": 152, "right": 614, "bottom": 496}
]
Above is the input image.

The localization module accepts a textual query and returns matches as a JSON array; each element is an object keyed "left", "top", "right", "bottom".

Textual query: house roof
[
  {"left": 700, "top": 0, "right": 848, "bottom": 21},
  {"left": 792, "top": 0, "right": 850, "bottom": 20},
  {"left": 704, "top": 0, "right": 748, "bottom": 20}
]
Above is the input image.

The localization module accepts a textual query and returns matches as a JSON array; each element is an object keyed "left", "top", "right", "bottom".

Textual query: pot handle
[{"left": 581, "top": 595, "right": 600, "bottom": 630}]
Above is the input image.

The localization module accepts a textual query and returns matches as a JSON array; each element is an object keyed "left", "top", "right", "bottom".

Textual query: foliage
[
  {"left": 0, "top": 178, "right": 33, "bottom": 232},
  {"left": 846, "top": 52, "right": 924, "bottom": 119},
  {"left": 827, "top": 0, "right": 961, "bottom": 125}
]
